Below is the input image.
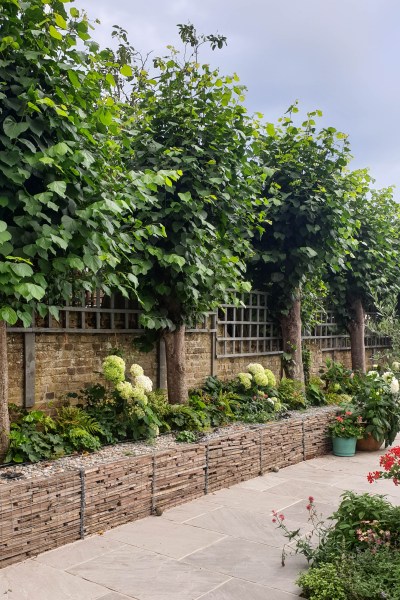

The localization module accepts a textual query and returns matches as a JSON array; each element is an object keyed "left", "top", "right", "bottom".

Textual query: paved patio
[{"left": 1, "top": 437, "right": 400, "bottom": 600}]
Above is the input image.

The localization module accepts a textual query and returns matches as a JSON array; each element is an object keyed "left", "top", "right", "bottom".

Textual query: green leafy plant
[
  {"left": 278, "top": 378, "right": 307, "bottom": 409},
  {"left": 73, "top": 384, "right": 128, "bottom": 444},
  {"left": 54, "top": 406, "right": 103, "bottom": 453},
  {"left": 306, "top": 377, "right": 327, "bottom": 406},
  {"left": 6, "top": 410, "right": 65, "bottom": 463},
  {"left": 320, "top": 359, "right": 354, "bottom": 394},
  {"left": 175, "top": 430, "right": 198, "bottom": 443},
  {"left": 297, "top": 563, "right": 346, "bottom": 600},
  {"left": 352, "top": 371, "right": 400, "bottom": 446},
  {"left": 166, "top": 404, "right": 210, "bottom": 432}
]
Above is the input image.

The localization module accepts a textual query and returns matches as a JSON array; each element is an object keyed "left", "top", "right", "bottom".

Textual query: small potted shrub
[
  {"left": 353, "top": 368, "right": 400, "bottom": 450},
  {"left": 328, "top": 410, "right": 365, "bottom": 457}
]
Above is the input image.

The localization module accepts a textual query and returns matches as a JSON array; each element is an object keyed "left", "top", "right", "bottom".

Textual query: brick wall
[{"left": 6, "top": 330, "right": 374, "bottom": 410}]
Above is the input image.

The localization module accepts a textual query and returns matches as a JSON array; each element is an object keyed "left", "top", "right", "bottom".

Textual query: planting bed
[{"left": 0, "top": 407, "right": 336, "bottom": 568}]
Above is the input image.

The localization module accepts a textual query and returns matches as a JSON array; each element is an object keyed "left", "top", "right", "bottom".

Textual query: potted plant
[
  {"left": 328, "top": 410, "right": 365, "bottom": 457},
  {"left": 353, "top": 370, "right": 400, "bottom": 450}
]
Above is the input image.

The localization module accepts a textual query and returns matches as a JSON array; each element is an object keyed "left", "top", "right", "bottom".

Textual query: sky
[{"left": 81, "top": 0, "right": 400, "bottom": 196}]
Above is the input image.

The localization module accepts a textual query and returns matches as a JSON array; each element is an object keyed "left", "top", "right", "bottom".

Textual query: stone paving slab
[{"left": 1, "top": 434, "right": 400, "bottom": 600}]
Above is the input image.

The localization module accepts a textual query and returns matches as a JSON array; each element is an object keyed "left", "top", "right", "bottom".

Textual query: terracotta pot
[{"left": 356, "top": 433, "right": 383, "bottom": 452}]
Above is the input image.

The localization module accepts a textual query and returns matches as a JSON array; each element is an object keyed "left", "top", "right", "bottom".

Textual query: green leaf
[
  {"left": 0, "top": 230, "right": 12, "bottom": 244},
  {"left": 0, "top": 306, "right": 18, "bottom": 325},
  {"left": 67, "top": 70, "right": 81, "bottom": 88},
  {"left": 16, "top": 282, "right": 45, "bottom": 301},
  {"left": 54, "top": 13, "right": 67, "bottom": 29},
  {"left": 47, "top": 180, "right": 67, "bottom": 197},
  {"left": 98, "top": 109, "right": 112, "bottom": 126},
  {"left": 266, "top": 123, "right": 275, "bottom": 136},
  {"left": 120, "top": 64, "right": 133, "bottom": 77},
  {"left": 3, "top": 116, "right": 29, "bottom": 139},
  {"left": 9, "top": 262, "right": 34, "bottom": 278},
  {"left": 49, "top": 25, "right": 63, "bottom": 40},
  {"left": 106, "top": 73, "right": 116, "bottom": 87}
]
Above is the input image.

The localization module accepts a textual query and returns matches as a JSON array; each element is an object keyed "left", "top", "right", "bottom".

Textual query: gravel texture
[{"left": 0, "top": 407, "right": 336, "bottom": 484}]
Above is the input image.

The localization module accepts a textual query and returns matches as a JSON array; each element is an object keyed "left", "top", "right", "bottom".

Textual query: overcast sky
[{"left": 81, "top": 0, "right": 399, "bottom": 196}]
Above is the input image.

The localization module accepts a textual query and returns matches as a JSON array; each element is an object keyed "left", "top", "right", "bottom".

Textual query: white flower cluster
[
  {"left": 391, "top": 377, "right": 400, "bottom": 394},
  {"left": 367, "top": 368, "right": 400, "bottom": 395},
  {"left": 102, "top": 355, "right": 126, "bottom": 383},
  {"left": 103, "top": 357, "right": 153, "bottom": 402},
  {"left": 135, "top": 374, "right": 153, "bottom": 393},
  {"left": 238, "top": 372, "right": 252, "bottom": 389},
  {"left": 247, "top": 363, "right": 276, "bottom": 387},
  {"left": 237, "top": 363, "right": 278, "bottom": 390},
  {"left": 130, "top": 363, "right": 144, "bottom": 377}
]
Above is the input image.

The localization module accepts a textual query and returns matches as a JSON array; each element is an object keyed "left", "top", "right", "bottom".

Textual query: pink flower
[
  {"left": 279, "top": 514, "right": 285, "bottom": 520},
  {"left": 308, "top": 496, "right": 314, "bottom": 503}
]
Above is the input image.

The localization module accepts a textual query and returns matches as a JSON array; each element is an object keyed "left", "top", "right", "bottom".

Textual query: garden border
[{"left": 0, "top": 407, "right": 336, "bottom": 568}]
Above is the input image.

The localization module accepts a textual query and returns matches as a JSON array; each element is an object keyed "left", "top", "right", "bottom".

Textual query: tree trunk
[
  {"left": 279, "top": 295, "right": 304, "bottom": 383},
  {"left": 163, "top": 325, "right": 188, "bottom": 404},
  {"left": 347, "top": 297, "right": 366, "bottom": 373},
  {"left": 0, "top": 320, "right": 10, "bottom": 461}
]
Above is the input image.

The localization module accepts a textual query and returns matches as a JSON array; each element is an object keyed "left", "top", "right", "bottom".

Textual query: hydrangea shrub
[{"left": 101, "top": 355, "right": 159, "bottom": 439}]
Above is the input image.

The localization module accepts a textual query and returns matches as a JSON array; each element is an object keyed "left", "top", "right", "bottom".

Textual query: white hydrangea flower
[
  {"left": 131, "top": 386, "right": 148, "bottom": 403},
  {"left": 102, "top": 355, "right": 126, "bottom": 383},
  {"left": 254, "top": 372, "right": 270, "bottom": 387},
  {"left": 130, "top": 363, "right": 144, "bottom": 377},
  {"left": 392, "top": 361, "right": 400, "bottom": 372},
  {"left": 367, "top": 370, "right": 379, "bottom": 378},
  {"left": 238, "top": 372, "right": 252, "bottom": 389},
  {"left": 264, "top": 369, "right": 277, "bottom": 387},
  {"left": 135, "top": 374, "right": 153, "bottom": 393},
  {"left": 116, "top": 381, "right": 134, "bottom": 400},
  {"left": 390, "top": 377, "right": 399, "bottom": 394},
  {"left": 247, "top": 363, "right": 265, "bottom": 376},
  {"left": 382, "top": 371, "right": 394, "bottom": 383}
]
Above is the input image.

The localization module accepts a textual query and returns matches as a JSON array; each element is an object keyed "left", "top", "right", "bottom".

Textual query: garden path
[{"left": 1, "top": 435, "right": 399, "bottom": 600}]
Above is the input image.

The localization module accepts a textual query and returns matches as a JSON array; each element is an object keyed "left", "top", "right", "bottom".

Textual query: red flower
[
  {"left": 272, "top": 518, "right": 276, "bottom": 523},
  {"left": 308, "top": 496, "right": 314, "bottom": 503},
  {"left": 279, "top": 514, "right": 285, "bottom": 520}
]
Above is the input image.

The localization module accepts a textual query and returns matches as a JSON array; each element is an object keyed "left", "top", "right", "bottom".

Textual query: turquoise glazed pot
[{"left": 332, "top": 436, "right": 357, "bottom": 457}]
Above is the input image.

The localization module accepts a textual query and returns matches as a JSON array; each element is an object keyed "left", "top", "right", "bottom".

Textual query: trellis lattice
[{"left": 216, "top": 292, "right": 283, "bottom": 358}]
